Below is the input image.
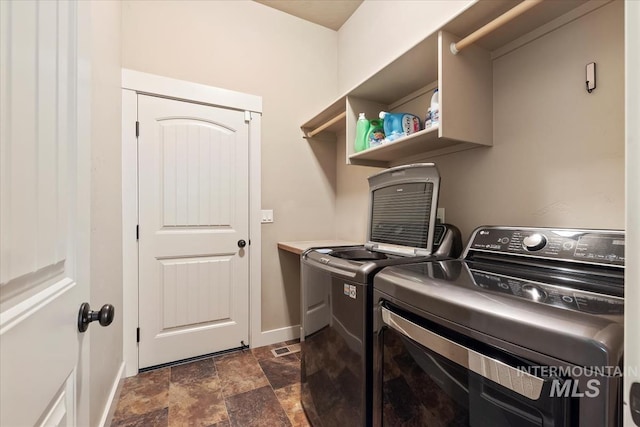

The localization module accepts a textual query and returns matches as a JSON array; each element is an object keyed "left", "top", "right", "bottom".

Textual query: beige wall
[
  {"left": 335, "top": 129, "right": 381, "bottom": 241},
  {"left": 89, "top": 1, "right": 123, "bottom": 425},
  {"left": 120, "top": 0, "right": 624, "bottom": 342},
  {"left": 334, "top": 0, "right": 474, "bottom": 242},
  {"left": 337, "top": 0, "right": 474, "bottom": 94},
  {"left": 336, "top": 1, "right": 625, "bottom": 244},
  {"left": 437, "top": 0, "right": 624, "bottom": 240},
  {"left": 122, "top": 1, "right": 339, "bottom": 332}
]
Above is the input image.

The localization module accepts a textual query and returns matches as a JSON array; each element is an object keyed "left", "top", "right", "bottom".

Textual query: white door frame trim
[
  {"left": 121, "top": 69, "right": 262, "bottom": 377},
  {"left": 624, "top": 2, "right": 640, "bottom": 424}
]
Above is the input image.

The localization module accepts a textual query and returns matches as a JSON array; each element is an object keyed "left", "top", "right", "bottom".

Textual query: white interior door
[
  {"left": 0, "top": 1, "right": 90, "bottom": 426},
  {"left": 138, "top": 94, "right": 250, "bottom": 368}
]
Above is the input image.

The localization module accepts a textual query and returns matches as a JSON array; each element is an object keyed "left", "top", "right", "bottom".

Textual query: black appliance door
[
  {"left": 378, "top": 305, "right": 571, "bottom": 427},
  {"left": 301, "top": 262, "right": 369, "bottom": 426}
]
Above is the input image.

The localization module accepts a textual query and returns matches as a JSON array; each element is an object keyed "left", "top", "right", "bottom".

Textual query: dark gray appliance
[
  {"left": 373, "top": 226, "right": 625, "bottom": 427},
  {"left": 300, "top": 163, "right": 462, "bottom": 427}
]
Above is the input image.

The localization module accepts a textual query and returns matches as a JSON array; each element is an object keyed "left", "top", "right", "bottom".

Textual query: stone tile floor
[{"left": 111, "top": 341, "right": 309, "bottom": 427}]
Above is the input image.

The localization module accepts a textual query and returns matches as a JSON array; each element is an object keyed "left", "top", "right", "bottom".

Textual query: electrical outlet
[
  {"left": 437, "top": 208, "right": 445, "bottom": 223},
  {"left": 261, "top": 209, "right": 274, "bottom": 223}
]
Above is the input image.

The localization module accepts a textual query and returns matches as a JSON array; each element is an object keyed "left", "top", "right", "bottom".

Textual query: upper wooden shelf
[
  {"left": 301, "top": 96, "right": 346, "bottom": 140},
  {"left": 300, "top": 0, "right": 600, "bottom": 165},
  {"left": 442, "top": 0, "right": 591, "bottom": 53}
]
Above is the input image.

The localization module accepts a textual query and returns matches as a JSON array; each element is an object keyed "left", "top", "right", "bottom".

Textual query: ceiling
[{"left": 253, "top": 0, "right": 364, "bottom": 31}]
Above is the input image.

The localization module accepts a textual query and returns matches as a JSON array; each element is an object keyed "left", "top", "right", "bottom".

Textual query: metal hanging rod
[{"left": 451, "top": 0, "right": 544, "bottom": 55}]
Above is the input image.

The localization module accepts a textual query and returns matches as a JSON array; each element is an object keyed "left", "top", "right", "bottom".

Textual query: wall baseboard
[
  {"left": 98, "top": 361, "right": 126, "bottom": 427},
  {"left": 252, "top": 325, "right": 300, "bottom": 348},
  {"left": 120, "top": 324, "right": 301, "bottom": 377}
]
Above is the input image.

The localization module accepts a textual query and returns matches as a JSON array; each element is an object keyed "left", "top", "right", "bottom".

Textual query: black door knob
[
  {"left": 78, "top": 302, "right": 115, "bottom": 333},
  {"left": 238, "top": 239, "right": 247, "bottom": 248}
]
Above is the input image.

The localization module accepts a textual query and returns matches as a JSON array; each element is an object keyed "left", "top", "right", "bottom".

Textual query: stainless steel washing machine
[
  {"left": 300, "top": 163, "right": 462, "bottom": 427},
  {"left": 373, "top": 226, "right": 625, "bottom": 426}
]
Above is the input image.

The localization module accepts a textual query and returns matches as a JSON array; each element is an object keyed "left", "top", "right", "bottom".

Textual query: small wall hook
[
  {"left": 586, "top": 81, "right": 594, "bottom": 93},
  {"left": 586, "top": 62, "right": 596, "bottom": 93}
]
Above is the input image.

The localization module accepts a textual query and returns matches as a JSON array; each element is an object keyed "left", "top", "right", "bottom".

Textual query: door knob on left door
[{"left": 78, "top": 302, "right": 115, "bottom": 332}]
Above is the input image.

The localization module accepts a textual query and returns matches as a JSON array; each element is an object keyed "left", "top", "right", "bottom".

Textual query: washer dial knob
[
  {"left": 523, "top": 233, "right": 547, "bottom": 251},
  {"left": 522, "top": 284, "right": 547, "bottom": 302}
]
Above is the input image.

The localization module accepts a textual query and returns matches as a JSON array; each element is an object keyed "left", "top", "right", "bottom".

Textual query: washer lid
[
  {"left": 374, "top": 260, "right": 624, "bottom": 367},
  {"left": 366, "top": 164, "right": 440, "bottom": 256},
  {"left": 302, "top": 246, "right": 437, "bottom": 283}
]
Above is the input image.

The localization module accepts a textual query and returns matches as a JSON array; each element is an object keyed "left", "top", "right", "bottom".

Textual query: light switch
[{"left": 261, "top": 209, "right": 274, "bottom": 223}]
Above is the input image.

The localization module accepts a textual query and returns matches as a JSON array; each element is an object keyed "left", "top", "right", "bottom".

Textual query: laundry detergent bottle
[
  {"left": 430, "top": 88, "right": 440, "bottom": 127},
  {"left": 379, "top": 111, "right": 421, "bottom": 142},
  {"left": 354, "top": 113, "right": 370, "bottom": 152},
  {"left": 367, "top": 119, "right": 385, "bottom": 147}
]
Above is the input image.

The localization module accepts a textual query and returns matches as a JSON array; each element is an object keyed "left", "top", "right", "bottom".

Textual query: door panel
[
  {"left": 160, "top": 256, "right": 232, "bottom": 329},
  {"left": 1, "top": 1, "right": 88, "bottom": 425},
  {"left": 138, "top": 95, "right": 249, "bottom": 368},
  {"left": 161, "top": 120, "right": 235, "bottom": 227},
  {"left": 1, "top": 282, "right": 79, "bottom": 427}
]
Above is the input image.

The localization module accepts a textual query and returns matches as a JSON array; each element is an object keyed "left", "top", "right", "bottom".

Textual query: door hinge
[
  {"left": 136, "top": 225, "right": 139, "bottom": 240},
  {"left": 136, "top": 327, "right": 140, "bottom": 343},
  {"left": 135, "top": 121, "right": 139, "bottom": 138},
  {"left": 244, "top": 111, "right": 251, "bottom": 122}
]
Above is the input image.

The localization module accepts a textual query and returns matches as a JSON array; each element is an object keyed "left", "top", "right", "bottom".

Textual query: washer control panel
[
  {"left": 470, "top": 270, "right": 624, "bottom": 315},
  {"left": 468, "top": 227, "right": 625, "bottom": 266}
]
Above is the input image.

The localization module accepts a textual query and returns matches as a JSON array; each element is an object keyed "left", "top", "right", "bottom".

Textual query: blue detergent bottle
[{"left": 379, "top": 111, "right": 421, "bottom": 142}]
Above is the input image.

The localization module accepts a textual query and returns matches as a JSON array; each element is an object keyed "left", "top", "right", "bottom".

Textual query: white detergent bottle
[{"left": 430, "top": 89, "right": 440, "bottom": 127}]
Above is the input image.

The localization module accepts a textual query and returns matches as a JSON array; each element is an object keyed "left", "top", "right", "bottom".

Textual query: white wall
[
  {"left": 337, "top": 0, "right": 474, "bottom": 94},
  {"left": 121, "top": 0, "right": 338, "bottom": 333},
  {"left": 88, "top": 1, "right": 123, "bottom": 425},
  {"left": 335, "top": 1, "right": 625, "bottom": 243}
]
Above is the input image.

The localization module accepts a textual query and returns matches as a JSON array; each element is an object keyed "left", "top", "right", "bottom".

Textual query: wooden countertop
[{"left": 277, "top": 240, "right": 360, "bottom": 255}]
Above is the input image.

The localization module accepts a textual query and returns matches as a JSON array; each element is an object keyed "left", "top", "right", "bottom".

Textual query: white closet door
[{"left": 137, "top": 95, "right": 250, "bottom": 368}]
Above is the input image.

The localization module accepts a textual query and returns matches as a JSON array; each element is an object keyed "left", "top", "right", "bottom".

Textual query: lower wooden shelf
[{"left": 348, "top": 126, "right": 487, "bottom": 167}]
